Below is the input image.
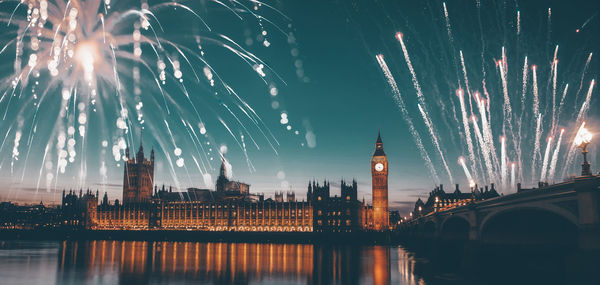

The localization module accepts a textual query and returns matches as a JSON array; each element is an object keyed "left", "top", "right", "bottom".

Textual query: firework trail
[
  {"left": 576, "top": 12, "right": 598, "bottom": 33},
  {"left": 551, "top": 46, "right": 559, "bottom": 133},
  {"left": 478, "top": 97, "right": 500, "bottom": 178},
  {"left": 556, "top": 84, "right": 569, "bottom": 130},
  {"left": 511, "top": 163, "right": 516, "bottom": 190},
  {"left": 516, "top": 56, "right": 528, "bottom": 181},
  {"left": 472, "top": 115, "right": 494, "bottom": 184},
  {"left": 517, "top": 11, "right": 521, "bottom": 36},
  {"left": 442, "top": 2, "right": 454, "bottom": 44},
  {"left": 574, "top": 80, "right": 596, "bottom": 132},
  {"left": 548, "top": 128, "right": 565, "bottom": 182},
  {"left": 532, "top": 65, "right": 540, "bottom": 119},
  {"left": 547, "top": 8, "right": 552, "bottom": 50},
  {"left": 498, "top": 56, "right": 517, "bottom": 167},
  {"left": 540, "top": 137, "right": 553, "bottom": 182},
  {"left": 442, "top": 2, "right": 461, "bottom": 86},
  {"left": 376, "top": 54, "right": 440, "bottom": 184},
  {"left": 530, "top": 65, "right": 542, "bottom": 182},
  {"left": 418, "top": 103, "right": 454, "bottom": 184},
  {"left": 574, "top": 53, "right": 593, "bottom": 107},
  {"left": 531, "top": 113, "right": 543, "bottom": 182},
  {"left": 240, "top": 133, "right": 255, "bottom": 173},
  {"left": 458, "top": 157, "right": 474, "bottom": 187},
  {"left": 457, "top": 89, "right": 478, "bottom": 181},
  {"left": 459, "top": 51, "right": 474, "bottom": 113},
  {"left": 520, "top": 57, "right": 529, "bottom": 108},
  {"left": 396, "top": 33, "right": 454, "bottom": 184},
  {"left": 500, "top": 136, "right": 506, "bottom": 189},
  {"left": 562, "top": 81, "right": 596, "bottom": 178}
]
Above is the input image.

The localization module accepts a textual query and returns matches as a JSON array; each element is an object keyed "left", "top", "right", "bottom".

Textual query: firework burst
[
  {"left": 373, "top": 1, "right": 597, "bottom": 192},
  {"left": 0, "top": 0, "right": 300, "bottom": 196}
]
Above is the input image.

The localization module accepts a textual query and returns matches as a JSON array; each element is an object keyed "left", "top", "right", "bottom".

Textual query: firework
[
  {"left": 374, "top": 2, "right": 597, "bottom": 193},
  {"left": 0, "top": 0, "right": 295, "bottom": 194},
  {"left": 376, "top": 54, "right": 440, "bottom": 184}
]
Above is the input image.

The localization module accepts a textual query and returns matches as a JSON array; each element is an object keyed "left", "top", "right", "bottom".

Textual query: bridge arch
[
  {"left": 440, "top": 216, "right": 470, "bottom": 241},
  {"left": 418, "top": 219, "right": 437, "bottom": 238},
  {"left": 480, "top": 207, "right": 578, "bottom": 247}
]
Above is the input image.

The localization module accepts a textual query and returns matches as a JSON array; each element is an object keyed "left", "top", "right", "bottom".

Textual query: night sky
[{"left": 0, "top": 0, "right": 598, "bottom": 215}]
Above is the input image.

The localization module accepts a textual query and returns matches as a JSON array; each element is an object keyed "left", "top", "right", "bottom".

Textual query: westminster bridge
[{"left": 398, "top": 174, "right": 600, "bottom": 252}]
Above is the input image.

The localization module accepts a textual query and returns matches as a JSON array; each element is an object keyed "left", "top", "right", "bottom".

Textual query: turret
[
  {"left": 136, "top": 140, "right": 144, "bottom": 162},
  {"left": 374, "top": 130, "right": 385, "bottom": 156}
]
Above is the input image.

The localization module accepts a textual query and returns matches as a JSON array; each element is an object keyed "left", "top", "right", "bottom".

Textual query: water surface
[{"left": 0, "top": 240, "right": 460, "bottom": 284}]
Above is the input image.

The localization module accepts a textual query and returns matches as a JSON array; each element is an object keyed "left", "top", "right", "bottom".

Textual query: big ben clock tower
[{"left": 371, "top": 131, "right": 389, "bottom": 230}]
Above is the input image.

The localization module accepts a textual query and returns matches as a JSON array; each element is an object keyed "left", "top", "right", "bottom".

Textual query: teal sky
[{"left": 0, "top": 0, "right": 598, "bottom": 216}]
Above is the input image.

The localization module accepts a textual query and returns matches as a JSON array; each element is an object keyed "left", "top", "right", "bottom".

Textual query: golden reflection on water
[{"left": 54, "top": 241, "right": 424, "bottom": 284}]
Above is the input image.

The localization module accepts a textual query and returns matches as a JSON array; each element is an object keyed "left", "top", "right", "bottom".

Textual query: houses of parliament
[{"left": 62, "top": 133, "right": 394, "bottom": 232}]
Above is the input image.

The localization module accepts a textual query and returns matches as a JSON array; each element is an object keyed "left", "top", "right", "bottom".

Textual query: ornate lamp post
[{"left": 575, "top": 123, "right": 593, "bottom": 176}]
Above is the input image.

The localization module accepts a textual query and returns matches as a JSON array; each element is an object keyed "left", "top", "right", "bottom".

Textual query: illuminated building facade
[
  {"left": 308, "top": 179, "right": 363, "bottom": 233},
  {"left": 62, "top": 143, "right": 377, "bottom": 232},
  {"left": 412, "top": 184, "right": 499, "bottom": 217},
  {"left": 157, "top": 200, "right": 312, "bottom": 231},
  {"left": 123, "top": 143, "right": 154, "bottom": 204},
  {"left": 62, "top": 189, "right": 98, "bottom": 228}
]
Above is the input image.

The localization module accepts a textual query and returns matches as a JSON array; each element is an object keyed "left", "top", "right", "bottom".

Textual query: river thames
[
  {"left": 0, "top": 239, "right": 580, "bottom": 284},
  {"left": 0, "top": 240, "right": 463, "bottom": 285}
]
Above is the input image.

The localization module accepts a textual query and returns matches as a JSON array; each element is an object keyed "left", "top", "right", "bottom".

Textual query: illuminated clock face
[{"left": 375, "top": 163, "right": 384, "bottom": 172}]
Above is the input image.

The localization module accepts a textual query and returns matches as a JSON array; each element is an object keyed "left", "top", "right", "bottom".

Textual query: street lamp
[{"left": 574, "top": 122, "right": 593, "bottom": 176}]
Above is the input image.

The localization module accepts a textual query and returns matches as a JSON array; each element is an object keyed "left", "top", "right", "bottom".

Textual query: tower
[
  {"left": 215, "top": 158, "right": 229, "bottom": 192},
  {"left": 123, "top": 139, "right": 155, "bottom": 204},
  {"left": 371, "top": 131, "right": 389, "bottom": 230}
]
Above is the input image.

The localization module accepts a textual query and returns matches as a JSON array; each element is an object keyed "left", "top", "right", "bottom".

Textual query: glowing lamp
[
  {"left": 574, "top": 125, "right": 592, "bottom": 147},
  {"left": 574, "top": 122, "right": 593, "bottom": 176}
]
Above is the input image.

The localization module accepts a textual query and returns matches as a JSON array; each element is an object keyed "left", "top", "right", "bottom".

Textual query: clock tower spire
[{"left": 371, "top": 130, "right": 389, "bottom": 230}]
